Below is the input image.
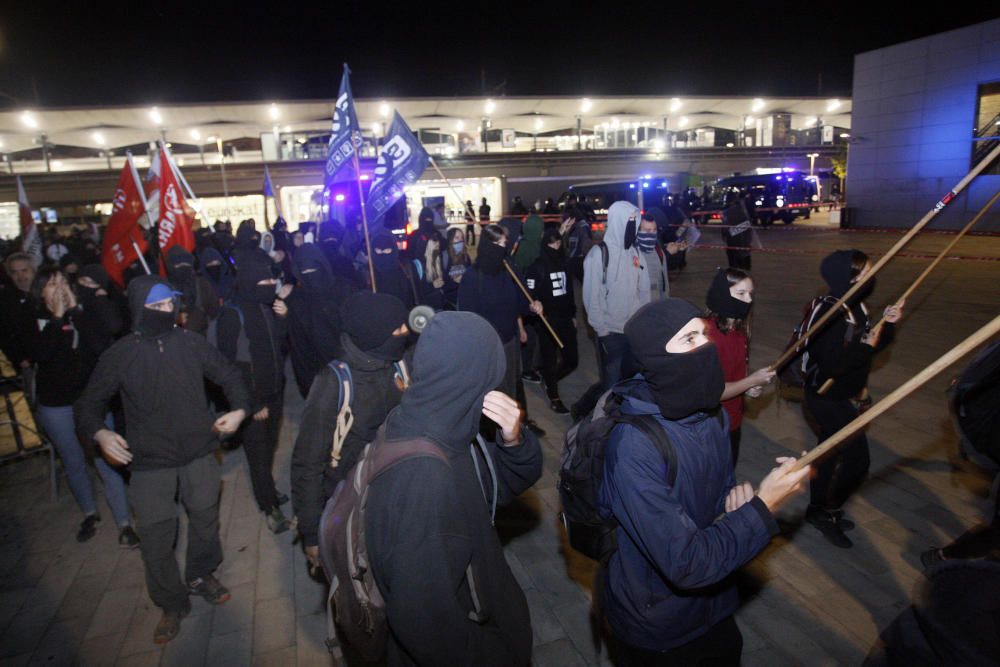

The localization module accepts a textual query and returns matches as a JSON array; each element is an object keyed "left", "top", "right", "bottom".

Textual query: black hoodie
[
  {"left": 165, "top": 245, "right": 218, "bottom": 334},
  {"left": 366, "top": 311, "right": 542, "bottom": 667},
  {"left": 75, "top": 275, "right": 249, "bottom": 470}
]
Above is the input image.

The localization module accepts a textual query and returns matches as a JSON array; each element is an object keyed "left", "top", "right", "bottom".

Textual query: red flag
[
  {"left": 156, "top": 147, "right": 196, "bottom": 269},
  {"left": 101, "top": 155, "right": 149, "bottom": 286},
  {"left": 17, "top": 177, "right": 42, "bottom": 267}
]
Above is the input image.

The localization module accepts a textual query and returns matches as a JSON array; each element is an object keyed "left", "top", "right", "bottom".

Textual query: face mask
[
  {"left": 623, "top": 218, "right": 637, "bottom": 249},
  {"left": 171, "top": 265, "right": 194, "bottom": 282},
  {"left": 367, "top": 332, "right": 408, "bottom": 361},
  {"left": 137, "top": 308, "right": 176, "bottom": 337},
  {"left": 477, "top": 241, "right": 506, "bottom": 275},
  {"left": 452, "top": 241, "right": 465, "bottom": 254},
  {"left": 206, "top": 265, "right": 222, "bottom": 281},
  {"left": 254, "top": 283, "right": 276, "bottom": 305},
  {"left": 852, "top": 277, "right": 876, "bottom": 303},
  {"left": 373, "top": 253, "right": 398, "bottom": 273},
  {"left": 636, "top": 232, "right": 658, "bottom": 253},
  {"left": 640, "top": 342, "right": 725, "bottom": 420}
]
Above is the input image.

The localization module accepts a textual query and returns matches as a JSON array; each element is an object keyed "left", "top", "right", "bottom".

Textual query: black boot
[{"left": 806, "top": 505, "right": 853, "bottom": 548}]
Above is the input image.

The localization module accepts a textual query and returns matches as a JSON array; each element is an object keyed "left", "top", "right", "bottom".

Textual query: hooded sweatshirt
[
  {"left": 366, "top": 311, "right": 542, "bottom": 667},
  {"left": 198, "top": 246, "right": 235, "bottom": 299},
  {"left": 75, "top": 275, "right": 249, "bottom": 470},
  {"left": 165, "top": 245, "right": 218, "bottom": 334},
  {"left": 285, "top": 244, "right": 352, "bottom": 397},
  {"left": 806, "top": 249, "right": 894, "bottom": 400},
  {"left": 582, "top": 200, "right": 651, "bottom": 336},
  {"left": 371, "top": 232, "right": 420, "bottom": 309},
  {"left": 513, "top": 214, "right": 543, "bottom": 272}
]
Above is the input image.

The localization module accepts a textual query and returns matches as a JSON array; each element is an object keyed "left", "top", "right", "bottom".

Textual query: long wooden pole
[
  {"left": 350, "top": 144, "right": 377, "bottom": 292},
  {"left": 770, "top": 142, "right": 1000, "bottom": 372},
  {"left": 502, "top": 260, "right": 565, "bottom": 349},
  {"left": 793, "top": 312, "right": 1000, "bottom": 471}
]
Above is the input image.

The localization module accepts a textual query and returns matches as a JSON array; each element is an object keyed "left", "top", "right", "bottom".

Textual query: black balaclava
[
  {"left": 821, "top": 249, "right": 874, "bottom": 301},
  {"left": 625, "top": 299, "right": 724, "bottom": 420},
  {"left": 292, "top": 244, "right": 335, "bottom": 293},
  {"left": 127, "top": 275, "right": 177, "bottom": 337},
  {"left": 372, "top": 232, "right": 401, "bottom": 274},
  {"left": 418, "top": 207, "right": 435, "bottom": 235},
  {"left": 341, "top": 292, "right": 410, "bottom": 361},
  {"left": 77, "top": 264, "right": 110, "bottom": 305},
  {"left": 60, "top": 254, "right": 81, "bottom": 278},
  {"left": 165, "top": 246, "right": 197, "bottom": 305},
  {"left": 236, "top": 220, "right": 260, "bottom": 249},
  {"left": 706, "top": 268, "right": 752, "bottom": 320},
  {"left": 387, "top": 311, "right": 505, "bottom": 451},
  {"left": 477, "top": 239, "right": 507, "bottom": 275},
  {"left": 541, "top": 226, "right": 564, "bottom": 265},
  {"left": 235, "top": 249, "right": 276, "bottom": 305}
]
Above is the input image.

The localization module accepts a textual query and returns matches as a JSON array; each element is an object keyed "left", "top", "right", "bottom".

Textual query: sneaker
[
  {"left": 275, "top": 491, "right": 290, "bottom": 506},
  {"left": 525, "top": 419, "right": 546, "bottom": 437},
  {"left": 521, "top": 370, "right": 542, "bottom": 384},
  {"left": 549, "top": 399, "right": 570, "bottom": 415},
  {"left": 266, "top": 506, "right": 290, "bottom": 534},
  {"left": 77, "top": 514, "right": 101, "bottom": 543},
  {"left": 920, "top": 548, "right": 946, "bottom": 571},
  {"left": 153, "top": 602, "right": 191, "bottom": 644},
  {"left": 806, "top": 506, "right": 853, "bottom": 548},
  {"left": 187, "top": 574, "right": 231, "bottom": 605},
  {"left": 118, "top": 526, "right": 140, "bottom": 549}
]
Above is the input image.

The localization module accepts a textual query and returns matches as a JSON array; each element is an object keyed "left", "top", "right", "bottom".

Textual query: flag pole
[
  {"left": 427, "top": 156, "right": 474, "bottom": 226},
  {"left": 161, "top": 141, "right": 206, "bottom": 221},
  {"left": 127, "top": 153, "right": 152, "bottom": 275},
  {"left": 351, "top": 144, "right": 377, "bottom": 292}
]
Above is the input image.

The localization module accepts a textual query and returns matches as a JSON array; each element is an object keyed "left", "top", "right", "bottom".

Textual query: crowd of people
[{"left": 0, "top": 192, "right": 994, "bottom": 665}]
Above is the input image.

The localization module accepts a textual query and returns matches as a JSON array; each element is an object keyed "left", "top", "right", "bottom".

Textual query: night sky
[{"left": 1, "top": 4, "right": 997, "bottom": 108}]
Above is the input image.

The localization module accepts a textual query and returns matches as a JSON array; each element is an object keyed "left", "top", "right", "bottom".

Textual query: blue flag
[
  {"left": 324, "top": 64, "right": 361, "bottom": 182},
  {"left": 263, "top": 165, "right": 276, "bottom": 198},
  {"left": 366, "top": 112, "right": 430, "bottom": 222}
]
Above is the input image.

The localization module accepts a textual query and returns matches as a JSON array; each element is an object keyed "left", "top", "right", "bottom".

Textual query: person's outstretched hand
[
  {"left": 482, "top": 391, "right": 523, "bottom": 445},
  {"left": 756, "top": 455, "right": 810, "bottom": 511}
]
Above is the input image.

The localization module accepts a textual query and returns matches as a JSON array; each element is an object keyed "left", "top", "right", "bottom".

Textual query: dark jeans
[
  {"left": 609, "top": 616, "right": 743, "bottom": 666},
  {"left": 129, "top": 454, "right": 223, "bottom": 613},
  {"left": 521, "top": 317, "right": 540, "bottom": 374},
  {"left": 572, "top": 332, "right": 632, "bottom": 417},
  {"left": 242, "top": 397, "right": 283, "bottom": 512},
  {"left": 540, "top": 316, "right": 578, "bottom": 399},
  {"left": 466, "top": 223, "right": 476, "bottom": 246},
  {"left": 805, "top": 391, "right": 870, "bottom": 510}
]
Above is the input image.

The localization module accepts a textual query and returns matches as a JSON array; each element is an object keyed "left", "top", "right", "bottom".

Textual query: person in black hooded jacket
[
  {"left": 198, "top": 246, "right": 234, "bottom": 301},
  {"left": 75, "top": 274, "right": 249, "bottom": 644},
  {"left": 370, "top": 231, "right": 421, "bottom": 309},
  {"left": 217, "top": 248, "right": 290, "bottom": 533},
  {"left": 366, "top": 310, "right": 542, "bottom": 667},
  {"left": 803, "top": 249, "right": 903, "bottom": 548},
  {"left": 285, "top": 244, "right": 353, "bottom": 398},
  {"left": 164, "top": 246, "right": 218, "bottom": 335},
  {"left": 291, "top": 291, "right": 411, "bottom": 572}
]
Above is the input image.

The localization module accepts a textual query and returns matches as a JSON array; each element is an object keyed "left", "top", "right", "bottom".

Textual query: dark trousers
[
  {"left": 521, "top": 317, "right": 540, "bottom": 374},
  {"left": 129, "top": 454, "right": 223, "bottom": 613},
  {"left": 725, "top": 247, "right": 751, "bottom": 271},
  {"left": 805, "top": 391, "right": 870, "bottom": 510},
  {"left": 242, "top": 398, "right": 283, "bottom": 512},
  {"left": 573, "top": 332, "right": 632, "bottom": 417},
  {"left": 539, "top": 316, "right": 578, "bottom": 399},
  {"left": 729, "top": 428, "right": 742, "bottom": 468},
  {"left": 610, "top": 616, "right": 743, "bottom": 666},
  {"left": 466, "top": 223, "right": 476, "bottom": 246}
]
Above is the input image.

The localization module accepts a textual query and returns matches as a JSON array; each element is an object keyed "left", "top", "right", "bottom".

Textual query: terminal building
[{"left": 0, "top": 95, "right": 851, "bottom": 236}]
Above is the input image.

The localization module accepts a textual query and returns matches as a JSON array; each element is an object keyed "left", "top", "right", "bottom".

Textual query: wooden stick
[
  {"left": 794, "top": 312, "right": 1000, "bottom": 471},
  {"left": 502, "top": 260, "right": 565, "bottom": 349},
  {"left": 816, "top": 189, "right": 1000, "bottom": 396},
  {"left": 769, "top": 142, "right": 1000, "bottom": 372},
  {"left": 350, "top": 146, "right": 377, "bottom": 293}
]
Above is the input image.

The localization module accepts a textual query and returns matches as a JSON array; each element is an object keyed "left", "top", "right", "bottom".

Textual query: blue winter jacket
[{"left": 598, "top": 379, "right": 779, "bottom": 651}]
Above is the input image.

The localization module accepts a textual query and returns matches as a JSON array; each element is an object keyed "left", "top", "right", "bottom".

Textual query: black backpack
[
  {"left": 558, "top": 382, "right": 677, "bottom": 562},
  {"left": 778, "top": 296, "right": 854, "bottom": 390}
]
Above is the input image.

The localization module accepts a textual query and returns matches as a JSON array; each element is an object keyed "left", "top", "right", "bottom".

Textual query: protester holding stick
[{"left": 802, "top": 250, "right": 903, "bottom": 548}]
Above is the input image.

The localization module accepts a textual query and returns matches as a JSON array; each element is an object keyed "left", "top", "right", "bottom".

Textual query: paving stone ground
[{"left": 2, "top": 212, "right": 998, "bottom": 665}]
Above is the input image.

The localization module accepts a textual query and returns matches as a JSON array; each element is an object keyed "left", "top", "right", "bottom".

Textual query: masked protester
[
  {"left": 638, "top": 209, "right": 683, "bottom": 301},
  {"left": 198, "top": 247, "right": 234, "bottom": 300},
  {"left": 164, "top": 246, "right": 218, "bottom": 335},
  {"left": 291, "top": 291, "right": 411, "bottom": 574},
  {"left": 370, "top": 231, "right": 422, "bottom": 309},
  {"left": 705, "top": 268, "right": 775, "bottom": 466},
  {"left": 802, "top": 250, "right": 904, "bottom": 548},
  {"left": 216, "top": 249, "right": 290, "bottom": 533},
  {"left": 514, "top": 214, "right": 545, "bottom": 384},
  {"left": 598, "top": 298, "right": 810, "bottom": 664},
  {"left": 365, "top": 311, "right": 542, "bottom": 667},
  {"left": 441, "top": 227, "right": 471, "bottom": 310},
  {"left": 285, "top": 244, "right": 353, "bottom": 398},
  {"left": 76, "top": 275, "right": 249, "bottom": 645}
]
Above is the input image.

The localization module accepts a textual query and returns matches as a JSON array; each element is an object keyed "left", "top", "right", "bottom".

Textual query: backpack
[
  {"left": 778, "top": 296, "right": 854, "bottom": 390},
  {"left": 558, "top": 383, "right": 678, "bottom": 562},
  {"left": 318, "top": 426, "right": 448, "bottom": 662}
]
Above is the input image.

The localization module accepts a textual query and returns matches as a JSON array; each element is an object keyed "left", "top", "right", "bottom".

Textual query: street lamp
[{"left": 807, "top": 152, "right": 820, "bottom": 176}]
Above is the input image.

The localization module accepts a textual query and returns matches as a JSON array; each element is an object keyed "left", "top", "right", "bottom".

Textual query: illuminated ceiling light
[
  {"left": 826, "top": 98, "right": 842, "bottom": 112},
  {"left": 149, "top": 107, "right": 163, "bottom": 125},
  {"left": 283, "top": 125, "right": 292, "bottom": 133},
  {"left": 379, "top": 101, "right": 391, "bottom": 119},
  {"left": 804, "top": 116, "right": 817, "bottom": 127},
  {"left": 206, "top": 135, "right": 217, "bottom": 143},
  {"left": 484, "top": 99, "right": 496, "bottom": 115},
  {"left": 372, "top": 122, "right": 382, "bottom": 135},
  {"left": 456, "top": 119, "right": 465, "bottom": 131},
  {"left": 669, "top": 98, "right": 682, "bottom": 112},
  {"left": 189, "top": 128, "right": 201, "bottom": 141},
  {"left": 652, "top": 138, "right": 665, "bottom": 150},
  {"left": 610, "top": 117, "right": 620, "bottom": 128},
  {"left": 0, "top": 138, "right": 4, "bottom": 149},
  {"left": 21, "top": 111, "right": 38, "bottom": 129},
  {"left": 52, "top": 160, "right": 63, "bottom": 168},
  {"left": 269, "top": 103, "right": 280, "bottom": 120},
  {"left": 839, "top": 132, "right": 850, "bottom": 138},
  {"left": 534, "top": 117, "right": 544, "bottom": 131},
  {"left": 92, "top": 131, "right": 106, "bottom": 146},
  {"left": 678, "top": 116, "right": 689, "bottom": 128},
  {"left": 745, "top": 115, "right": 755, "bottom": 125},
  {"left": 751, "top": 98, "right": 765, "bottom": 112},
  {"left": 580, "top": 98, "right": 592, "bottom": 113}
]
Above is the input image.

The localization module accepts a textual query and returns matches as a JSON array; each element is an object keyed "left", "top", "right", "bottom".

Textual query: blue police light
[
  {"left": 643, "top": 173, "right": 652, "bottom": 179},
  {"left": 660, "top": 181, "right": 668, "bottom": 187},
  {"left": 629, "top": 183, "right": 636, "bottom": 189},
  {"left": 642, "top": 182, "right": 649, "bottom": 188},
  {"left": 334, "top": 193, "right": 346, "bottom": 202}
]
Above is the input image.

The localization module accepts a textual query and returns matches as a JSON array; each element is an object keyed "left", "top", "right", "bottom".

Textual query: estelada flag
[
  {"left": 17, "top": 177, "right": 42, "bottom": 267},
  {"left": 102, "top": 155, "right": 149, "bottom": 286},
  {"left": 156, "top": 145, "right": 196, "bottom": 267}
]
